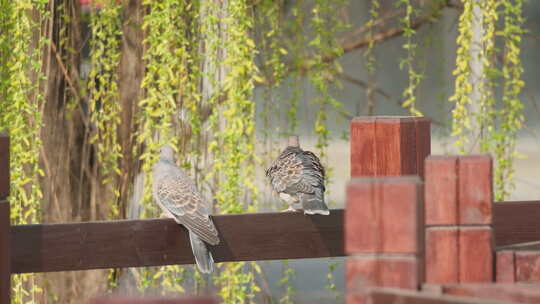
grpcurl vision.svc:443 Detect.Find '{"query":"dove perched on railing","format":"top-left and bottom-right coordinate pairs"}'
top-left (266, 135), bottom-right (330, 215)
top-left (152, 145), bottom-right (220, 273)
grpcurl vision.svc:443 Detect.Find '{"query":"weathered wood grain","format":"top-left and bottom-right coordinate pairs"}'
top-left (0, 135), bottom-right (9, 304)
top-left (494, 201), bottom-right (540, 246)
top-left (0, 134), bottom-right (8, 200)
top-left (0, 201), bottom-right (9, 304)
top-left (8, 200), bottom-right (540, 274)
top-left (12, 210), bottom-right (344, 273)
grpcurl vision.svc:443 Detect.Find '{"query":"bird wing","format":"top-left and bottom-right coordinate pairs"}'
top-left (156, 172), bottom-right (219, 245)
top-left (266, 147), bottom-right (325, 195)
top-left (297, 150), bottom-right (325, 192)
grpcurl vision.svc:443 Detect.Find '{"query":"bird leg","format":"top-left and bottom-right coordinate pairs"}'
top-left (281, 206), bottom-right (298, 212)
top-left (279, 192), bottom-right (300, 212)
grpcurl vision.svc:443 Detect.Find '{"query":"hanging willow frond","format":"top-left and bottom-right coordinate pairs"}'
top-left (496, 0), bottom-right (525, 200)
top-left (449, 0), bottom-right (474, 153)
top-left (0, 0), bottom-right (48, 302)
top-left (399, 0), bottom-right (423, 117)
top-left (87, 0), bottom-right (123, 216)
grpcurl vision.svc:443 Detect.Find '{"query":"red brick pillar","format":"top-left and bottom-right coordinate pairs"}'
top-left (350, 116), bottom-right (430, 179)
top-left (424, 155), bottom-right (493, 284)
top-left (345, 177), bottom-right (424, 304)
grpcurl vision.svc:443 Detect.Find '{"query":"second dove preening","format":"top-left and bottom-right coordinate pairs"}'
top-left (266, 135), bottom-right (330, 215)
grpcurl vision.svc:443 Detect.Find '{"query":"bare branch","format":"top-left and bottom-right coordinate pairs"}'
top-left (336, 73), bottom-right (396, 104)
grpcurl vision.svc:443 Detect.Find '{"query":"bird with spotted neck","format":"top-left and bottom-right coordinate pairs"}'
top-left (266, 135), bottom-right (330, 215)
top-left (152, 145), bottom-right (220, 273)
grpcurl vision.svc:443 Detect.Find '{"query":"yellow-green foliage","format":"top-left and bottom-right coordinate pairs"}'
top-left (450, 0), bottom-right (525, 200)
top-left (309, 0), bottom-right (346, 160)
top-left (307, 0), bottom-right (347, 198)
top-left (208, 1), bottom-right (260, 301)
top-left (210, 0), bottom-right (258, 215)
top-left (477, 0), bottom-right (499, 154)
top-left (277, 260), bottom-right (296, 304)
top-left (364, 0), bottom-right (379, 75)
top-left (136, 0), bottom-right (203, 293)
top-left (88, 0), bottom-right (123, 214)
top-left (496, 0), bottom-right (525, 200)
top-left (398, 0), bottom-right (423, 117)
top-left (0, 0), bottom-right (48, 302)
top-left (363, 0), bottom-right (379, 115)
top-left (286, 0), bottom-right (306, 135)
top-left (139, 0), bottom-right (186, 208)
top-left (450, 0), bottom-right (474, 153)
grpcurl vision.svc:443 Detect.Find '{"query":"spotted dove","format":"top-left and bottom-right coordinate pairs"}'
top-left (266, 135), bottom-right (330, 215)
top-left (152, 146), bottom-right (220, 273)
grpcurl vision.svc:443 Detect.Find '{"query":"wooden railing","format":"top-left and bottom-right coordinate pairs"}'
top-left (5, 202), bottom-right (540, 275)
top-left (1, 117), bottom-right (540, 304)
top-left (10, 210), bottom-right (344, 273)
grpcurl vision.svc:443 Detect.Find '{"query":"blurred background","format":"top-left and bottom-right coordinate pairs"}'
top-left (1, 0), bottom-right (539, 303)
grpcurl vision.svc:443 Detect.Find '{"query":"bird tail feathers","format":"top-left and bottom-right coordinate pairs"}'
top-left (189, 230), bottom-right (214, 273)
top-left (301, 191), bottom-right (330, 215)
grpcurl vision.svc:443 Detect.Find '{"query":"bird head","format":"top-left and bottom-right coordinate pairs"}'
top-left (159, 145), bottom-right (175, 162)
top-left (287, 135), bottom-right (299, 147)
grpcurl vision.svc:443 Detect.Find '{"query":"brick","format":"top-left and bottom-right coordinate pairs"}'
top-left (459, 227), bottom-right (493, 282)
top-left (381, 177), bottom-right (423, 253)
top-left (347, 255), bottom-right (421, 291)
top-left (458, 155), bottom-right (493, 225)
top-left (414, 118), bottom-right (431, 180)
top-left (370, 288), bottom-right (512, 304)
top-left (346, 179), bottom-right (380, 254)
top-left (379, 255), bottom-right (422, 289)
top-left (374, 118), bottom-right (416, 176)
top-left (0, 134), bottom-right (8, 200)
top-left (346, 256), bottom-right (379, 291)
top-left (496, 250), bottom-right (515, 283)
top-left (442, 283), bottom-right (540, 304)
top-left (346, 293), bottom-right (370, 304)
top-left (421, 284), bottom-right (444, 295)
top-left (351, 117), bottom-right (376, 177)
top-left (515, 251), bottom-right (540, 283)
top-left (426, 227), bottom-right (459, 284)
top-left (425, 156), bottom-right (458, 225)
top-left (346, 177), bottom-right (423, 254)
top-left (350, 117), bottom-right (430, 178)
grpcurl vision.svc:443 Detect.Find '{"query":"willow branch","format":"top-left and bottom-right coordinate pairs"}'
top-left (337, 73), bottom-right (395, 104)
top-left (50, 41), bottom-right (90, 128)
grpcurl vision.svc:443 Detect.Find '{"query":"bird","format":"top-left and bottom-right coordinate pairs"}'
top-left (265, 135), bottom-right (330, 215)
top-left (152, 145), bottom-right (220, 273)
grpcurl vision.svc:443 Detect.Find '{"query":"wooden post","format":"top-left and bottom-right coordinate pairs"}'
top-left (0, 134), bottom-right (9, 304)
top-left (0, 134), bottom-right (8, 199)
top-left (350, 116), bottom-right (431, 179)
top-left (346, 176), bottom-right (424, 304)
